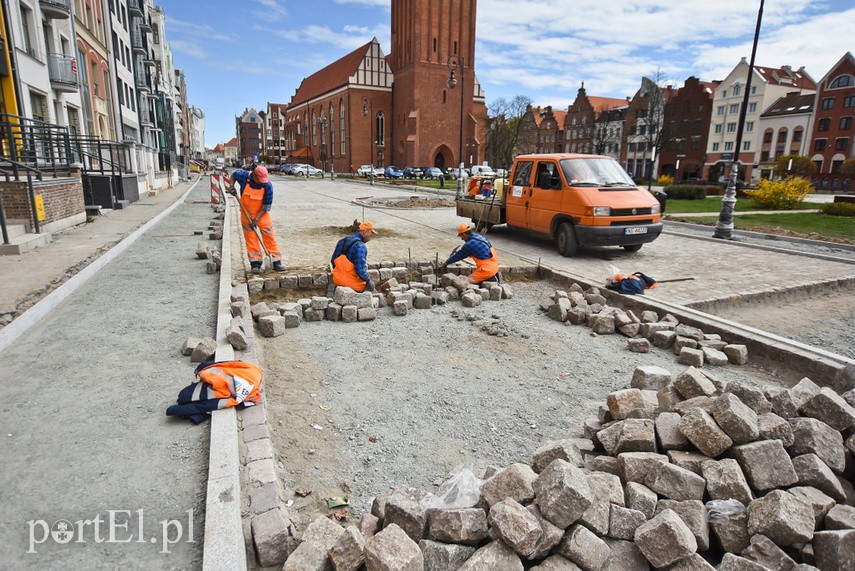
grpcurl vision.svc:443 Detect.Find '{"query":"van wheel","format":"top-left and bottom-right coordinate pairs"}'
top-left (622, 244), bottom-right (643, 252)
top-left (556, 222), bottom-right (578, 257)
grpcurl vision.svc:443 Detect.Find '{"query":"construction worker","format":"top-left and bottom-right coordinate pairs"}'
top-left (331, 221), bottom-right (378, 292)
top-left (229, 165), bottom-right (284, 272)
top-left (446, 223), bottom-right (499, 284)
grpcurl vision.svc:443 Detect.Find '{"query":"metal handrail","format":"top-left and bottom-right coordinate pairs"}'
top-left (0, 157), bottom-right (45, 238)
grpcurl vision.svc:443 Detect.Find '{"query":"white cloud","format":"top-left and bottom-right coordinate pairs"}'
top-left (252, 0), bottom-right (288, 21)
top-left (169, 40), bottom-right (208, 59)
top-left (165, 16), bottom-right (236, 42)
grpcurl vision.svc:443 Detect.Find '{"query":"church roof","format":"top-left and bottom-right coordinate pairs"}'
top-left (289, 39), bottom-right (376, 107)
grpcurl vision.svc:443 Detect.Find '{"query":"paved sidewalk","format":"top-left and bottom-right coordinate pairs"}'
top-left (0, 175), bottom-right (217, 569)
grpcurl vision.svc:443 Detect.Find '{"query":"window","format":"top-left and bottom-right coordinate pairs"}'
top-left (717, 106), bottom-right (724, 116)
top-left (312, 110), bottom-right (316, 145)
top-left (20, 3), bottom-right (36, 57)
top-left (743, 141), bottom-right (751, 151)
top-left (815, 139), bottom-right (827, 151)
top-left (845, 96), bottom-right (855, 108)
top-left (822, 98), bottom-right (834, 110)
top-left (729, 104), bottom-right (739, 114)
top-left (761, 151), bottom-right (769, 161)
top-left (732, 85), bottom-right (741, 96)
top-left (748, 102), bottom-right (757, 113)
top-left (818, 118), bottom-right (830, 131)
top-left (722, 89), bottom-right (727, 98)
top-left (745, 121), bottom-right (754, 132)
top-left (763, 131), bottom-right (773, 144)
top-left (329, 104), bottom-right (334, 155)
top-left (840, 117), bottom-right (852, 130)
top-left (712, 142), bottom-right (720, 151)
top-left (727, 123), bottom-right (736, 133)
top-left (340, 100), bottom-right (345, 154)
top-left (792, 129), bottom-right (802, 143)
top-left (777, 130), bottom-right (787, 143)
top-left (830, 75), bottom-right (855, 88)
top-left (724, 141), bottom-right (734, 151)
top-left (376, 112), bottom-right (385, 146)
top-left (836, 138), bottom-right (849, 151)
top-left (751, 86), bottom-right (757, 94)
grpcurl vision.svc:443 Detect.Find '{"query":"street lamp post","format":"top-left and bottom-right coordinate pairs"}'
top-left (361, 96), bottom-right (374, 186)
top-left (715, 0), bottom-right (765, 240)
top-left (447, 55), bottom-right (465, 199)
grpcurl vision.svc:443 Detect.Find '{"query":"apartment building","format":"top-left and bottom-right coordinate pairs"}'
top-left (236, 107), bottom-right (262, 164)
top-left (704, 59), bottom-right (815, 182)
top-left (755, 92), bottom-right (814, 180)
top-left (106, 0), bottom-right (139, 149)
top-left (808, 52), bottom-right (855, 192)
top-left (622, 76), bottom-right (670, 180)
top-left (74, 0), bottom-right (116, 139)
top-left (264, 102), bottom-right (287, 165)
top-left (659, 76), bottom-right (719, 181)
top-left (564, 84), bottom-right (627, 157)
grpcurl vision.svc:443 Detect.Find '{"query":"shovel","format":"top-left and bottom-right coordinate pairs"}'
top-left (231, 191), bottom-right (272, 272)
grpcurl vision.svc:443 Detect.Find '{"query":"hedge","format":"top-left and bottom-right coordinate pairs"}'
top-left (663, 185), bottom-right (706, 200)
top-left (820, 202), bottom-right (855, 216)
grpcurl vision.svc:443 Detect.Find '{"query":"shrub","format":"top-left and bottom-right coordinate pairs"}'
top-left (657, 175), bottom-right (674, 186)
top-left (745, 177), bottom-right (812, 209)
top-left (664, 185), bottom-right (706, 200)
top-left (820, 202), bottom-right (855, 216)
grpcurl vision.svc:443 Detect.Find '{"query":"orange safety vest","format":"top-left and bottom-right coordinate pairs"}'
top-left (197, 361), bottom-right (263, 409)
top-left (332, 253), bottom-right (367, 292)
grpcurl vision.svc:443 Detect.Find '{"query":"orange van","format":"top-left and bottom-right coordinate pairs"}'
top-left (456, 153), bottom-right (663, 256)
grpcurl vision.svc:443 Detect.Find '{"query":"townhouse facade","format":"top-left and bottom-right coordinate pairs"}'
top-left (755, 92), bottom-right (814, 180)
top-left (808, 52), bottom-right (855, 192)
top-left (659, 76), bottom-right (719, 181)
top-left (704, 59), bottom-right (815, 183)
top-left (621, 76), bottom-right (669, 180)
top-left (236, 107), bottom-right (262, 164)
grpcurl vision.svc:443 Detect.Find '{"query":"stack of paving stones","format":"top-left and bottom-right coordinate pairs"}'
top-left (541, 284), bottom-right (750, 369)
top-left (180, 336), bottom-right (216, 363)
top-left (209, 205), bottom-right (225, 240)
top-left (263, 368), bottom-right (855, 570)
top-left (244, 264), bottom-right (519, 337)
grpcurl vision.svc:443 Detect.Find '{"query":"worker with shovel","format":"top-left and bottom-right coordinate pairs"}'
top-left (331, 221), bottom-right (378, 292)
top-left (446, 223), bottom-right (499, 284)
top-left (229, 165), bottom-right (284, 272)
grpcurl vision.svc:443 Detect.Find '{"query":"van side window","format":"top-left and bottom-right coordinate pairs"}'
top-left (512, 161), bottom-right (533, 186)
top-left (536, 162), bottom-right (561, 190)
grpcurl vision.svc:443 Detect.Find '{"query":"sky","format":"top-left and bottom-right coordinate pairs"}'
top-left (153, 0), bottom-right (855, 148)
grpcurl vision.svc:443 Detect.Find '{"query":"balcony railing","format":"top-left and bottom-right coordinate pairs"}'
top-left (47, 52), bottom-right (78, 91)
top-left (131, 28), bottom-right (146, 53)
top-left (39, 0), bottom-right (71, 19)
top-left (128, 0), bottom-right (142, 16)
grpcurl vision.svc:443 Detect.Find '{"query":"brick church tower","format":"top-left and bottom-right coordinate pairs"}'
top-left (389, 0), bottom-right (487, 170)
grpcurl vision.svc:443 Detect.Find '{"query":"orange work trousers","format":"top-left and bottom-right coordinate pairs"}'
top-left (240, 187), bottom-right (281, 264)
top-left (470, 247), bottom-right (499, 283)
top-left (331, 254), bottom-right (368, 292)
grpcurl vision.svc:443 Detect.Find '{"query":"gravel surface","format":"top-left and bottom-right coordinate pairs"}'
top-left (258, 278), bottom-right (786, 528)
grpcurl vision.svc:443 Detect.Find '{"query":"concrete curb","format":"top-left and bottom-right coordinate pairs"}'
top-left (0, 177), bottom-right (202, 353)
top-left (539, 266), bottom-right (855, 392)
top-left (203, 196), bottom-right (247, 571)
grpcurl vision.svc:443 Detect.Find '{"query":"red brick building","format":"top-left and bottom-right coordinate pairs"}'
top-left (235, 108), bottom-right (263, 164)
top-left (564, 84), bottom-right (626, 155)
top-left (659, 76), bottom-right (719, 181)
top-left (808, 52), bottom-right (855, 192)
top-left (282, 0), bottom-right (487, 173)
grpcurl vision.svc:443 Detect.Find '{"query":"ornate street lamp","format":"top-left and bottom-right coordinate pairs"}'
top-left (714, 0), bottom-right (765, 240)
top-left (361, 96), bottom-right (374, 186)
top-left (447, 55), bottom-right (465, 199)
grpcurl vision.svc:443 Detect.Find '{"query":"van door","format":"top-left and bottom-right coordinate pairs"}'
top-left (505, 160), bottom-right (533, 228)
top-left (527, 160), bottom-right (565, 234)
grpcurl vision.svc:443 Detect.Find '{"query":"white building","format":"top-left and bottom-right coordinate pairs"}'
top-left (756, 92), bottom-right (815, 180)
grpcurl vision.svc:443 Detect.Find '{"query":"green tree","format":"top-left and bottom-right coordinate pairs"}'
top-left (773, 154), bottom-right (817, 178)
top-left (485, 95), bottom-right (532, 171)
top-left (840, 157), bottom-right (855, 180)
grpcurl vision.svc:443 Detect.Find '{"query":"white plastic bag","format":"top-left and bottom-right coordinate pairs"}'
top-left (423, 468), bottom-right (483, 509)
top-left (706, 499), bottom-right (745, 523)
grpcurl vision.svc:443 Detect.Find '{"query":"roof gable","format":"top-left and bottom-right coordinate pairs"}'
top-left (289, 38), bottom-right (382, 107)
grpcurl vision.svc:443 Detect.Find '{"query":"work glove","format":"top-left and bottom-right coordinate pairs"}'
top-left (250, 216), bottom-right (260, 231)
top-left (367, 280), bottom-right (376, 293)
top-left (227, 186), bottom-right (237, 196)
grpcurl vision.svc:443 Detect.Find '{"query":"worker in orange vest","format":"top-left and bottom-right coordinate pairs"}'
top-left (331, 221), bottom-right (378, 292)
top-left (446, 223), bottom-right (499, 284)
top-left (229, 165), bottom-right (283, 272)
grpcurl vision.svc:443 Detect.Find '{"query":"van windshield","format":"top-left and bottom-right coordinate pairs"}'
top-left (560, 158), bottom-right (636, 187)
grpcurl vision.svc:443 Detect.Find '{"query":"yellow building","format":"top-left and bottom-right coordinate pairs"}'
top-left (0, 0), bottom-right (19, 117)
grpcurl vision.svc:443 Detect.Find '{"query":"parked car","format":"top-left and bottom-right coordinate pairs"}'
top-left (494, 168), bottom-right (508, 179)
top-left (421, 167), bottom-right (444, 179)
top-left (357, 164), bottom-right (374, 177)
top-left (384, 166), bottom-right (404, 179)
top-left (292, 164), bottom-right (323, 177)
top-left (446, 167), bottom-right (469, 179)
top-left (470, 165), bottom-right (495, 177)
top-left (402, 166), bottom-right (423, 179)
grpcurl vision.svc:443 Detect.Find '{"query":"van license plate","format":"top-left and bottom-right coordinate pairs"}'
top-left (624, 227), bottom-right (647, 235)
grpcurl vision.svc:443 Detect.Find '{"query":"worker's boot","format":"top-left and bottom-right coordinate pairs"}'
top-left (250, 262), bottom-right (262, 274)
top-left (272, 261), bottom-right (284, 271)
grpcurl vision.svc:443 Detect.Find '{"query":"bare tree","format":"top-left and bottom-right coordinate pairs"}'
top-left (486, 95), bottom-right (532, 170)
top-left (592, 105), bottom-right (622, 157)
top-left (634, 69), bottom-right (671, 188)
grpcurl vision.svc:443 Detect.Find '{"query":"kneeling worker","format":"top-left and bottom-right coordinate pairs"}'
top-left (446, 223), bottom-right (499, 284)
top-left (331, 221), bottom-right (378, 292)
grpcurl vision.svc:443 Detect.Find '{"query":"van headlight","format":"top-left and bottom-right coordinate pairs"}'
top-left (651, 203), bottom-right (661, 214)
top-left (592, 206), bottom-right (611, 216)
